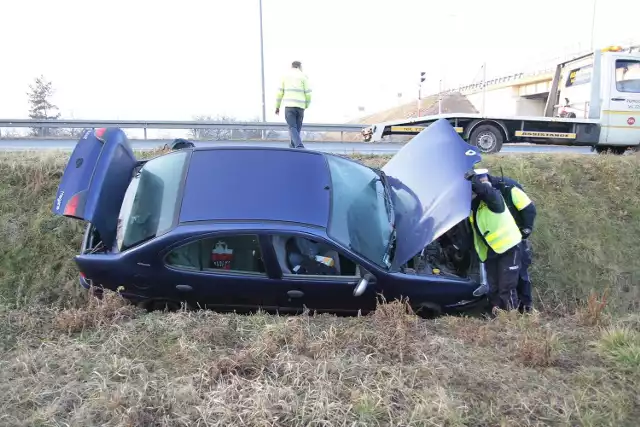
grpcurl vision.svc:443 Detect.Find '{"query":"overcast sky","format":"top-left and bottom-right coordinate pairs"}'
top-left (1, 0), bottom-right (638, 126)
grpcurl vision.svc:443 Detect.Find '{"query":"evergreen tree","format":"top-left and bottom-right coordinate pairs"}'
top-left (27, 75), bottom-right (60, 137)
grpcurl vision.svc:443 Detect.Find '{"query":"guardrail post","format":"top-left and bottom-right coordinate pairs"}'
top-left (341, 131), bottom-right (344, 142)
top-left (143, 127), bottom-right (147, 140)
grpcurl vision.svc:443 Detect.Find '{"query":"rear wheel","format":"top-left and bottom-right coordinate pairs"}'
top-left (469, 124), bottom-right (504, 154)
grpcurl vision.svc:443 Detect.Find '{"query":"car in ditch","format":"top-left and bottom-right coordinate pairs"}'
top-left (51, 119), bottom-right (488, 317)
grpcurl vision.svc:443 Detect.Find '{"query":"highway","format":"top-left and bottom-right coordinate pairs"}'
top-left (0, 139), bottom-right (594, 155)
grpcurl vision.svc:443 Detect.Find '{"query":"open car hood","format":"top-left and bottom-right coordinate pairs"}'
top-left (381, 119), bottom-right (482, 269)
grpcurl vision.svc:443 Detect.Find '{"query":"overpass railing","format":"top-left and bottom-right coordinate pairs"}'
top-left (440, 42), bottom-right (640, 96)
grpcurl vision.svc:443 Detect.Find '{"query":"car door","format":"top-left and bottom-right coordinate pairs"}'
top-left (602, 54), bottom-right (640, 145)
top-left (265, 232), bottom-right (378, 314)
top-left (160, 232), bottom-right (274, 311)
top-left (51, 127), bottom-right (138, 248)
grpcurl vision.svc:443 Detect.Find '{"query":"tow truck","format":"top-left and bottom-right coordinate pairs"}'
top-left (361, 45), bottom-right (640, 154)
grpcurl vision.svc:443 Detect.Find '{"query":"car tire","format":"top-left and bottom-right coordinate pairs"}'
top-left (413, 302), bottom-right (442, 319)
top-left (469, 124), bottom-right (504, 154)
top-left (139, 299), bottom-right (182, 312)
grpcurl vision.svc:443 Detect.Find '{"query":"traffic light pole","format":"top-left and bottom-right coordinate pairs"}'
top-left (417, 71), bottom-right (426, 118)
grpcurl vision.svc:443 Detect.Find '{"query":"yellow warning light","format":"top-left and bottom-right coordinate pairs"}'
top-left (601, 45), bottom-right (623, 52)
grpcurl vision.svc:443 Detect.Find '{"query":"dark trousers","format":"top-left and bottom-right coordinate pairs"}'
top-left (485, 245), bottom-right (521, 311)
top-left (285, 107), bottom-right (305, 148)
top-left (517, 239), bottom-right (533, 308)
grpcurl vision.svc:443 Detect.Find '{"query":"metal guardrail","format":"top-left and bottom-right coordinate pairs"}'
top-left (0, 119), bottom-right (365, 132)
top-left (0, 119), bottom-right (368, 140)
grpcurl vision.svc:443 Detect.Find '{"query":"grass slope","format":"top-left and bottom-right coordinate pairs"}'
top-left (0, 150), bottom-right (639, 426)
top-left (4, 151), bottom-right (638, 313)
top-left (1, 294), bottom-right (638, 426)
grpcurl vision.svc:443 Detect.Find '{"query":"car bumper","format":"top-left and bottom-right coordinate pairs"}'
top-left (78, 275), bottom-right (146, 303)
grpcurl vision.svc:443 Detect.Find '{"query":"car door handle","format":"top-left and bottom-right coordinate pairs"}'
top-left (611, 97), bottom-right (626, 101)
top-left (287, 290), bottom-right (304, 298)
top-left (176, 284), bottom-right (193, 292)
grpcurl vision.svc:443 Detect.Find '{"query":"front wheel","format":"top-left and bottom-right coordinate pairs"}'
top-left (469, 124), bottom-right (504, 154)
top-left (138, 298), bottom-right (184, 312)
top-left (412, 302), bottom-right (443, 319)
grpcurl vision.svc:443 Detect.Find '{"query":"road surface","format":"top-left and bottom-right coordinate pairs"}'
top-left (0, 139), bottom-right (594, 155)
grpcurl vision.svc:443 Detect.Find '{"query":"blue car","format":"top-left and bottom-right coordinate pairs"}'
top-left (52, 119), bottom-right (487, 317)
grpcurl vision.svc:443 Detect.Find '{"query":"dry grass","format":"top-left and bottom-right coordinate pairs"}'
top-left (0, 292), bottom-right (638, 426)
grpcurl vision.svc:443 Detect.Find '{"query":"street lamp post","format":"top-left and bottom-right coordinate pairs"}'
top-left (589, 0), bottom-right (597, 51)
top-left (259, 0), bottom-right (267, 127)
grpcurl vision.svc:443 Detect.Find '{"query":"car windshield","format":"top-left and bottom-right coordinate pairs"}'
top-left (326, 155), bottom-right (394, 269)
top-left (116, 150), bottom-right (189, 251)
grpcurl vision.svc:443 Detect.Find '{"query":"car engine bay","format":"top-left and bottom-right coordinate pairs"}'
top-left (400, 221), bottom-right (475, 279)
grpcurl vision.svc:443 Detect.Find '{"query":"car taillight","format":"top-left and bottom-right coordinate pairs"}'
top-left (63, 193), bottom-right (80, 216)
top-left (95, 128), bottom-right (107, 142)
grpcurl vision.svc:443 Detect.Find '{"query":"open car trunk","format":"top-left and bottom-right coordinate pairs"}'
top-left (52, 128), bottom-right (138, 249)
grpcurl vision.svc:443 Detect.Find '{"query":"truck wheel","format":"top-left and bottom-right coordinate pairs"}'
top-left (469, 124), bottom-right (504, 154)
top-left (595, 146), bottom-right (627, 155)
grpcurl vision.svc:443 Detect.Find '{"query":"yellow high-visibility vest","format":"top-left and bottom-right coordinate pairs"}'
top-left (275, 69), bottom-right (312, 109)
top-left (469, 200), bottom-right (522, 262)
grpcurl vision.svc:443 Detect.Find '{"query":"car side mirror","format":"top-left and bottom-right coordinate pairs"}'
top-left (353, 273), bottom-right (374, 297)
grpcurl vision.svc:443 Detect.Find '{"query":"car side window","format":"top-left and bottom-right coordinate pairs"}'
top-left (270, 234), bottom-right (362, 278)
top-left (165, 234), bottom-right (266, 275)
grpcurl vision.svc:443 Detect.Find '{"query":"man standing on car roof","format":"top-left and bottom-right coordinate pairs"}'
top-left (467, 168), bottom-right (523, 314)
top-left (275, 61), bottom-right (312, 149)
top-left (488, 173), bottom-right (537, 314)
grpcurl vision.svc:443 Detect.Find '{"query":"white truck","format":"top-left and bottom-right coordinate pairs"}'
top-left (361, 45), bottom-right (640, 154)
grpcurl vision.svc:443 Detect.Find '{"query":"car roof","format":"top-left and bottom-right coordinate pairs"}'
top-left (178, 146), bottom-right (332, 228)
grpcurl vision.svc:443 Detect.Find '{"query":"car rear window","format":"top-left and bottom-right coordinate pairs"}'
top-left (116, 151), bottom-right (189, 251)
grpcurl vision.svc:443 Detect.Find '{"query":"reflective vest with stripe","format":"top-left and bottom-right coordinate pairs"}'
top-left (500, 184), bottom-right (532, 227)
top-left (469, 200), bottom-right (522, 262)
top-left (275, 69), bottom-right (312, 110)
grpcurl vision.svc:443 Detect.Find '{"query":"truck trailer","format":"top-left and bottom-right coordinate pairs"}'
top-left (361, 45), bottom-right (640, 154)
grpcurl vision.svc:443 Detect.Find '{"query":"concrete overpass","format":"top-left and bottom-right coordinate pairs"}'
top-left (434, 48), bottom-right (603, 117)
top-left (456, 70), bottom-right (554, 117)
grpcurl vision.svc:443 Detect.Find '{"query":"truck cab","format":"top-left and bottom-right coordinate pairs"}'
top-left (552, 46), bottom-right (640, 149)
top-left (597, 48), bottom-right (640, 148)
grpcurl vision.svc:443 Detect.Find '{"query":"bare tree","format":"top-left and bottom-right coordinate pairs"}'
top-left (57, 128), bottom-right (86, 139)
top-left (301, 131), bottom-right (320, 141)
top-left (232, 116), bottom-right (278, 140)
top-left (27, 75), bottom-right (61, 137)
top-left (189, 114), bottom-right (236, 140)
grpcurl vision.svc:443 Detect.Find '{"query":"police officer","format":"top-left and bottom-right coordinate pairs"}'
top-left (489, 173), bottom-right (537, 313)
top-left (467, 169), bottom-right (523, 314)
top-left (275, 61), bottom-right (312, 149)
